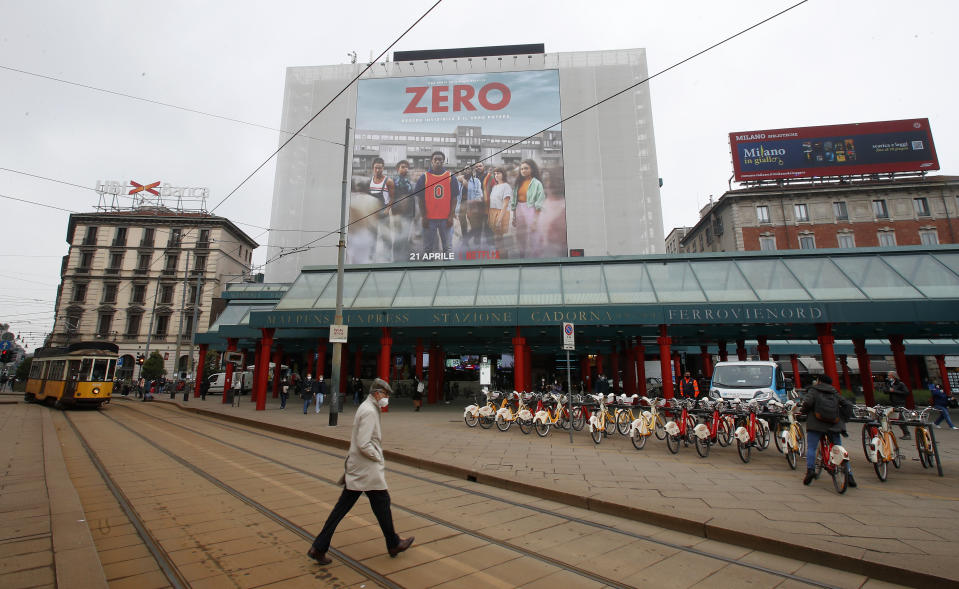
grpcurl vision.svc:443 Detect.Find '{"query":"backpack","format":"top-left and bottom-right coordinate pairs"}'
top-left (814, 392), bottom-right (841, 424)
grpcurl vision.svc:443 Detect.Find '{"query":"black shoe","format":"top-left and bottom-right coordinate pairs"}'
top-left (900, 433), bottom-right (911, 440)
top-left (803, 469), bottom-right (815, 486)
top-left (388, 536), bottom-right (414, 557)
top-left (847, 473), bottom-right (857, 488)
top-left (307, 547), bottom-right (332, 565)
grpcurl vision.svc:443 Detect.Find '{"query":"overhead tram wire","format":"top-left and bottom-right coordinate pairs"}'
top-left (208, 0), bottom-right (445, 215)
top-left (266, 0), bottom-right (811, 265)
top-left (0, 65), bottom-right (344, 148)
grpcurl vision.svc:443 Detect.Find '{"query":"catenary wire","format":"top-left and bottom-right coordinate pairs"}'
top-left (266, 0), bottom-right (810, 265)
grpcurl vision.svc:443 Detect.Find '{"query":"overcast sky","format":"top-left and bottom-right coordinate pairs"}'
top-left (1, 0), bottom-right (955, 349)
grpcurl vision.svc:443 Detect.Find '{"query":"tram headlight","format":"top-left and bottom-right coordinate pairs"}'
top-left (92, 387), bottom-right (100, 395)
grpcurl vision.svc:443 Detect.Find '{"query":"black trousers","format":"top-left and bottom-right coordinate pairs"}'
top-left (311, 488), bottom-right (399, 554)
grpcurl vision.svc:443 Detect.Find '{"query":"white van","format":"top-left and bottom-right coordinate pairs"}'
top-left (708, 361), bottom-right (792, 403)
top-left (207, 370), bottom-right (253, 394)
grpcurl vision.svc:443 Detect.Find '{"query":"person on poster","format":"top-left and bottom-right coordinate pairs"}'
top-left (368, 157), bottom-right (394, 262)
top-left (462, 164), bottom-right (487, 249)
top-left (487, 168), bottom-right (512, 255)
top-left (476, 161), bottom-right (494, 246)
top-left (415, 151), bottom-right (459, 255)
top-left (391, 160), bottom-right (416, 260)
top-left (511, 159), bottom-right (546, 258)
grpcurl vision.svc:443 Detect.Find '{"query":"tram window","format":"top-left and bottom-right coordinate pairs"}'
top-left (30, 360), bottom-right (45, 379)
top-left (92, 359), bottom-right (108, 381)
top-left (106, 359), bottom-right (117, 380)
top-left (49, 360), bottom-right (66, 381)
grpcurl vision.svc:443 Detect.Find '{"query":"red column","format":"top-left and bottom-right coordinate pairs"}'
top-left (658, 325), bottom-right (674, 399)
top-left (635, 344), bottom-right (647, 396)
top-left (853, 338), bottom-right (875, 406)
top-left (378, 328), bottom-right (391, 380)
top-left (595, 354), bottom-right (605, 380)
top-left (415, 339), bottom-right (424, 381)
top-left (316, 338), bottom-right (329, 380)
top-left (194, 344), bottom-right (207, 398)
top-left (718, 340), bottom-right (728, 362)
top-left (757, 336), bottom-right (770, 361)
top-left (700, 345), bottom-right (713, 378)
top-left (816, 323), bottom-right (839, 389)
top-left (839, 355), bottom-right (851, 394)
top-left (255, 328), bottom-right (274, 411)
top-left (272, 347), bottom-right (282, 398)
top-left (936, 355), bottom-right (952, 395)
top-left (909, 356), bottom-right (922, 397)
top-left (512, 328), bottom-right (526, 393)
top-left (736, 339), bottom-right (747, 361)
top-left (251, 341), bottom-right (262, 401)
top-left (790, 354), bottom-right (802, 391)
top-left (889, 335), bottom-right (915, 408)
top-left (223, 338), bottom-right (237, 404)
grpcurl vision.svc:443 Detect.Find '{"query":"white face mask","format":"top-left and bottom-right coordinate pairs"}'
top-left (377, 396), bottom-right (390, 408)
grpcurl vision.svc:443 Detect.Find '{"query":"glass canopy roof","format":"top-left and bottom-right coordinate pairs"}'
top-left (273, 249), bottom-right (959, 311)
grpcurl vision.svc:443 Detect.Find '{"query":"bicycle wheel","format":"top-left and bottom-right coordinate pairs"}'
top-left (518, 418), bottom-right (533, 435)
top-left (666, 432), bottom-right (680, 454)
top-left (874, 457), bottom-right (888, 481)
top-left (695, 432), bottom-right (710, 458)
top-left (631, 431), bottom-right (648, 450)
top-left (795, 424), bottom-right (806, 458)
top-left (814, 443), bottom-right (824, 478)
top-left (737, 438), bottom-right (751, 463)
top-left (832, 462), bottom-right (848, 494)
top-left (756, 421), bottom-right (770, 451)
top-left (717, 417), bottom-right (732, 447)
top-left (774, 423), bottom-right (787, 454)
top-left (616, 410), bottom-right (632, 435)
top-left (786, 446), bottom-right (798, 470)
top-left (654, 414), bottom-right (666, 440)
top-left (478, 414), bottom-right (493, 429)
top-left (465, 412), bottom-right (478, 427)
top-left (861, 423), bottom-right (878, 463)
top-left (916, 427), bottom-right (932, 468)
top-left (496, 415), bottom-right (511, 432)
top-left (535, 420), bottom-right (551, 437)
top-left (558, 408), bottom-right (570, 430)
top-left (571, 407), bottom-right (585, 431)
top-left (591, 423), bottom-right (603, 444)
top-left (684, 415), bottom-right (696, 447)
top-left (890, 433), bottom-right (901, 468)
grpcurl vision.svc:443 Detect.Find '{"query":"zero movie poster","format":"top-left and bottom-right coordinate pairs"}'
top-left (347, 70), bottom-right (567, 264)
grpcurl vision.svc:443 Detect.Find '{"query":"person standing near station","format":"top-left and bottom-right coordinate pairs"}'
top-left (307, 378), bottom-right (414, 565)
top-left (200, 377), bottom-right (210, 401)
top-left (678, 372), bottom-right (700, 399)
top-left (314, 375), bottom-right (327, 414)
top-left (412, 376), bottom-right (424, 411)
top-left (883, 371), bottom-right (912, 439)
top-left (301, 374), bottom-right (314, 414)
top-left (279, 375), bottom-right (290, 410)
top-left (801, 374), bottom-right (856, 488)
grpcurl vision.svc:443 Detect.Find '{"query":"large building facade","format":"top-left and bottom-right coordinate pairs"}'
top-left (49, 208), bottom-right (258, 379)
top-left (266, 46), bottom-right (664, 281)
top-left (680, 175), bottom-right (959, 254)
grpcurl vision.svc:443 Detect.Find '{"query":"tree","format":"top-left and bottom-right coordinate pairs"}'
top-left (15, 357), bottom-right (31, 382)
top-left (141, 351), bottom-right (167, 380)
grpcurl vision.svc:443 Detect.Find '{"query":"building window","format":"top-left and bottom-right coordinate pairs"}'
top-left (878, 231), bottom-right (897, 247)
top-left (65, 315), bottom-right (81, 335)
top-left (125, 313), bottom-right (142, 336)
top-left (914, 197), bottom-right (931, 217)
top-left (79, 251), bottom-right (94, 269)
top-left (102, 283), bottom-right (118, 304)
top-left (833, 201), bottom-right (848, 221)
top-left (919, 229), bottom-right (939, 245)
top-left (155, 314), bottom-right (170, 336)
top-left (141, 227), bottom-right (155, 247)
top-left (184, 314), bottom-right (195, 336)
top-left (188, 283), bottom-right (203, 303)
top-left (837, 233), bottom-right (855, 248)
top-left (72, 283), bottom-right (88, 303)
top-left (83, 226), bottom-right (98, 246)
top-left (758, 236), bottom-right (776, 251)
top-left (113, 227), bottom-right (127, 247)
top-left (799, 234), bottom-right (816, 249)
top-left (165, 254), bottom-right (178, 272)
top-left (872, 199), bottom-right (889, 219)
top-left (194, 255), bottom-right (207, 272)
top-left (109, 252), bottom-right (124, 270)
top-left (96, 313), bottom-right (113, 337)
top-left (756, 206), bottom-right (770, 223)
top-left (160, 284), bottom-right (174, 305)
top-left (168, 228), bottom-right (182, 247)
top-left (198, 229), bottom-right (210, 247)
top-left (131, 284), bottom-right (146, 304)
top-left (794, 204), bottom-right (810, 222)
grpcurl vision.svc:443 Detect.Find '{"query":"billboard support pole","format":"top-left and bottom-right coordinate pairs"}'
top-left (330, 118), bottom-right (351, 426)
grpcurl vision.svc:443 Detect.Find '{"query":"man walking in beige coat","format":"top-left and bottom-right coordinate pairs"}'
top-left (307, 378), bottom-right (414, 565)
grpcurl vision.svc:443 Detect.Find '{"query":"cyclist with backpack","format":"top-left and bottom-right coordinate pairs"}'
top-left (801, 374), bottom-right (856, 488)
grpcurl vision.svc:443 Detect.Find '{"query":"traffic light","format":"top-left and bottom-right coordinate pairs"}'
top-left (0, 350), bottom-right (9, 363)
top-left (136, 353), bottom-right (145, 365)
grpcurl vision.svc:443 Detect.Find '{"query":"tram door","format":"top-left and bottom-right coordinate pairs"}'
top-left (64, 360), bottom-right (84, 399)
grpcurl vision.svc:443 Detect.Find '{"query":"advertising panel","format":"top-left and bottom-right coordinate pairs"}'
top-left (347, 70), bottom-right (566, 264)
top-left (729, 119), bottom-right (939, 181)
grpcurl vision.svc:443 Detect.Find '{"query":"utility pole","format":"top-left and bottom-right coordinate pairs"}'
top-left (187, 267), bottom-right (204, 387)
top-left (139, 279), bottom-right (162, 381)
top-left (173, 250), bottom-right (191, 382)
top-left (330, 118), bottom-right (351, 427)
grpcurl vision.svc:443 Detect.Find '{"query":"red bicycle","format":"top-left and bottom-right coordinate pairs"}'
top-left (733, 400), bottom-right (770, 463)
top-left (693, 399), bottom-right (733, 458)
top-left (664, 398), bottom-right (697, 454)
top-left (814, 431), bottom-right (850, 494)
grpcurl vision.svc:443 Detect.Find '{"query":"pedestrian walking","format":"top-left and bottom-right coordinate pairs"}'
top-left (883, 371), bottom-right (912, 439)
top-left (301, 374), bottom-right (314, 414)
top-left (929, 378), bottom-right (958, 429)
top-left (307, 378), bottom-right (413, 565)
top-left (200, 378), bottom-right (209, 401)
top-left (801, 374), bottom-right (856, 488)
top-left (280, 377), bottom-right (289, 410)
top-left (412, 376), bottom-right (424, 411)
top-left (315, 375), bottom-right (327, 413)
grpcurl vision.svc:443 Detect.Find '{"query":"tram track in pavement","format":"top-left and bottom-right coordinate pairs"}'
top-left (111, 401), bottom-right (846, 589)
top-left (61, 409), bottom-right (398, 589)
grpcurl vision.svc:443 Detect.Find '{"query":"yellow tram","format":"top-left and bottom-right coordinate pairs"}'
top-left (25, 342), bottom-right (118, 409)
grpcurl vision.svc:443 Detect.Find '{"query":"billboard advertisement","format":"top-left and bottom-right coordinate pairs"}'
top-left (346, 70), bottom-right (567, 264)
top-left (729, 118), bottom-right (939, 181)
